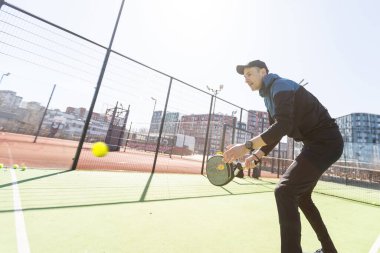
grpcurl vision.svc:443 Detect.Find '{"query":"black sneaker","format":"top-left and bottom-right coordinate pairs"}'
top-left (314, 249), bottom-right (323, 253)
top-left (235, 169), bottom-right (244, 178)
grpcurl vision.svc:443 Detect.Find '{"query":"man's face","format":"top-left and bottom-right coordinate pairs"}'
top-left (243, 67), bottom-right (265, 91)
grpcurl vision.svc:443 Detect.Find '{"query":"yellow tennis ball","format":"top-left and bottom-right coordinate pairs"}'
top-left (21, 164), bottom-right (27, 171)
top-left (92, 142), bottom-right (109, 157)
top-left (13, 164), bottom-right (19, 169)
top-left (0, 163), bottom-right (3, 169)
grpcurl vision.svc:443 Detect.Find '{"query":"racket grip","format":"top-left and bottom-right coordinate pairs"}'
top-left (233, 160), bottom-right (259, 175)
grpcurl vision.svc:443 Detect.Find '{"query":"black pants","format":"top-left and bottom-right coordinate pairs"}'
top-left (275, 127), bottom-right (343, 253)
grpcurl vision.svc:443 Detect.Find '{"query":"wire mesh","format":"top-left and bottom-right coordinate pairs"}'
top-left (0, 2), bottom-right (379, 206)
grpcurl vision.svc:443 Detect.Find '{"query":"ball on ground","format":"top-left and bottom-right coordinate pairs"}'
top-left (21, 164), bottom-right (27, 171)
top-left (13, 164), bottom-right (19, 169)
top-left (92, 142), bottom-right (109, 157)
top-left (0, 163), bottom-right (3, 169)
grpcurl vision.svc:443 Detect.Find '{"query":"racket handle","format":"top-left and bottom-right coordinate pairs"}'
top-left (233, 160), bottom-right (259, 176)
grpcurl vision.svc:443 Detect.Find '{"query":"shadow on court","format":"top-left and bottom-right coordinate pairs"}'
top-left (0, 169), bottom-right (274, 213)
top-left (1, 169), bottom-right (379, 253)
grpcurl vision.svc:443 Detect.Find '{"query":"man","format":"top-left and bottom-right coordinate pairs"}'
top-left (223, 60), bottom-right (343, 253)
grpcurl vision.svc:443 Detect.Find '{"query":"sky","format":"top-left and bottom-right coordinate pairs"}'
top-left (1, 0), bottom-right (380, 123)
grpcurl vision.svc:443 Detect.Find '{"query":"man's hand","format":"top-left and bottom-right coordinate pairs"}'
top-left (245, 155), bottom-right (259, 169)
top-left (223, 144), bottom-right (248, 163)
top-left (245, 150), bottom-right (265, 169)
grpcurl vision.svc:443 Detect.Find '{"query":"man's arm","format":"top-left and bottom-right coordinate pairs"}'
top-left (260, 84), bottom-right (296, 148)
top-left (224, 81), bottom-right (296, 163)
top-left (258, 112), bottom-right (279, 156)
top-left (246, 112), bottom-right (280, 160)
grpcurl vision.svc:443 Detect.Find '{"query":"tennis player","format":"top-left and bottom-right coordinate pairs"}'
top-left (223, 60), bottom-right (343, 253)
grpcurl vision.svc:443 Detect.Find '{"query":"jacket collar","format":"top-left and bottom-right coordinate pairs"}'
top-left (259, 73), bottom-right (279, 97)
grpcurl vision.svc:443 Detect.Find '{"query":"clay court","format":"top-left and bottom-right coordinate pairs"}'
top-left (0, 132), bottom-right (203, 174)
top-left (0, 132), bottom-right (280, 180)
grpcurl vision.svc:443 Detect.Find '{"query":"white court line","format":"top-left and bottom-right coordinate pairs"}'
top-left (369, 235), bottom-right (380, 253)
top-left (6, 143), bottom-right (31, 253)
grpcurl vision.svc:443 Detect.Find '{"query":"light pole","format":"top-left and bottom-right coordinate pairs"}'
top-left (206, 84), bottom-right (223, 156)
top-left (207, 84), bottom-right (223, 116)
top-left (124, 121), bottom-right (133, 152)
top-left (34, 84), bottom-right (56, 143)
top-left (0, 72), bottom-right (10, 85)
top-left (145, 97), bottom-right (157, 151)
top-left (231, 110), bottom-right (237, 144)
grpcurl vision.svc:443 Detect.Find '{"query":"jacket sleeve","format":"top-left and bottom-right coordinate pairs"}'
top-left (259, 112), bottom-right (279, 155)
top-left (260, 85), bottom-right (296, 150)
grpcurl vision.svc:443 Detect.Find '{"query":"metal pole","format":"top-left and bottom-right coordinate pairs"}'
top-left (206, 85), bottom-right (223, 157)
top-left (220, 124), bottom-right (227, 151)
top-left (169, 120), bottom-right (181, 158)
top-left (201, 95), bottom-right (214, 174)
top-left (207, 95), bottom-right (217, 157)
top-left (231, 116), bottom-right (237, 144)
top-left (124, 121), bottom-right (132, 152)
top-left (105, 101), bottom-right (119, 150)
top-left (0, 72), bottom-right (10, 85)
top-left (33, 84), bottom-right (56, 143)
top-left (71, 0), bottom-right (126, 170)
top-left (145, 97), bottom-right (157, 151)
top-left (117, 104), bottom-right (130, 150)
top-left (169, 135), bottom-right (176, 158)
top-left (181, 134), bottom-right (186, 158)
top-left (238, 108), bottom-right (243, 143)
top-left (152, 78), bottom-right (173, 173)
top-left (248, 132), bottom-right (254, 177)
top-left (258, 116), bottom-right (265, 177)
top-left (343, 147), bottom-right (348, 185)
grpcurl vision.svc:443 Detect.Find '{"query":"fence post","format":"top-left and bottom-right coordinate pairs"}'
top-left (124, 121), bottom-right (132, 152)
top-left (71, 0), bottom-right (126, 170)
top-left (231, 117), bottom-right (237, 144)
top-left (201, 95), bottom-right (214, 174)
top-left (220, 124), bottom-right (227, 151)
top-left (105, 101), bottom-right (119, 149)
top-left (152, 77), bottom-right (173, 173)
top-left (117, 104), bottom-right (130, 149)
top-left (237, 108), bottom-right (243, 143)
top-left (33, 84), bottom-right (56, 143)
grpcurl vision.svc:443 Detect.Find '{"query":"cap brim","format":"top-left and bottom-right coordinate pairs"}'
top-left (236, 65), bottom-right (246, 75)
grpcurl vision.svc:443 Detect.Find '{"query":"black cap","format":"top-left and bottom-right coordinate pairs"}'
top-left (236, 60), bottom-right (269, 75)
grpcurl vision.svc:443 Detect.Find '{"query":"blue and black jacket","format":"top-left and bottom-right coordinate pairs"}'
top-left (259, 73), bottom-right (336, 155)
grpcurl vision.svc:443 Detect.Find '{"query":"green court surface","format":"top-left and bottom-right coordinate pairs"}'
top-left (1, 169), bottom-right (379, 253)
